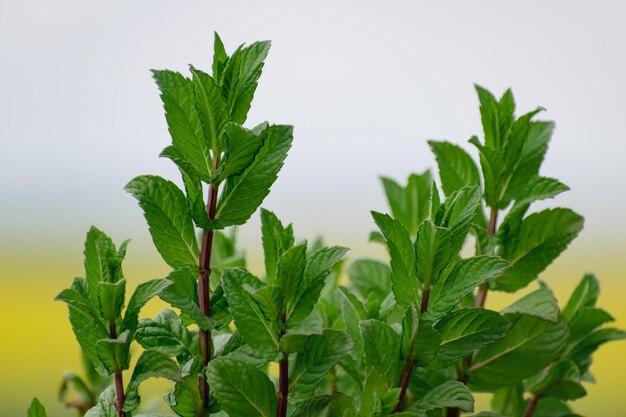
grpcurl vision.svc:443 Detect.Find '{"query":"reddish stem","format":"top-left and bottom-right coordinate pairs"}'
top-left (109, 321), bottom-right (126, 417)
top-left (523, 395), bottom-right (540, 417)
top-left (277, 312), bottom-right (288, 417)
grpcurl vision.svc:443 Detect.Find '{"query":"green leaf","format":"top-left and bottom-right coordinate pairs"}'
top-left (361, 319), bottom-right (401, 387)
top-left (215, 124), bottom-right (293, 226)
top-left (428, 140), bottom-right (481, 196)
top-left (280, 310), bottom-right (324, 354)
top-left (158, 267), bottom-right (212, 330)
top-left (291, 393), bottom-right (357, 417)
top-left (401, 306), bottom-right (440, 367)
top-left (122, 279), bottom-right (173, 333)
top-left (152, 70), bottom-right (210, 179)
top-left (27, 398), bottom-right (47, 417)
top-left (84, 387), bottom-right (117, 417)
top-left (290, 329), bottom-right (354, 401)
top-left (566, 327), bottom-right (626, 365)
top-left (125, 175), bottom-right (199, 268)
top-left (260, 208), bottom-right (294, 282)
top-left (288, 246), bottom-right (349, 325)
top-left (222, 268), bottom-right (280, 360)
top-left (562, 273), bottom-right (600, 320)
top-left (275, 245), bottom-right (307, 311)
top-left (217, 123), bottom-right (265, 183)
top-left (347, 258), bottom-right (391, 300)
top-left (124, 350), bottom-right (180, 412)
top-left (415, 220), bottom-right (452, 286)
top-left (206, 357), bottom-right (277, 417)
top-left (96, 330), bottom-right (131, 373)
top-left (427, 256), bottom-right (510, 319)
top-left (568, 307), bottom-right (614, 345)
top-left (84, 227), bottom-right (117, 296)
top-left (435, 186), bottom-right (481, 255)
top-left (135, 310), bottom-right (198, 359)
top-left (371, 211), bottom-right (417, 306)
top-left (380, 171), bottom-right (433, 236)
top-left (432, 308), bottom-right (509, 368)
top-left (56, 278), bottom-right (110, 375)
top-left (97, 279), bottom-right (126, 321)
top-left (164, 358), bottom-right (203, 417)
top-left (501, 287), bottom-right (560, 323)
top-left (475, 85), bottom-right (513, 150)
top-left (470, 315), bottom-right (568, 389)
top-left (409, 380), bottom-right (474, 413)
top-left (359, 368), bottom-right (401, 416)
top-left (495, 208), bottom-right (584, 292)
top-left (190, 67), bottom-right (228, 153)
top-left (224, 41), bottom-right (272, 124)
top-left (212, 32), bottom-right (228, 83)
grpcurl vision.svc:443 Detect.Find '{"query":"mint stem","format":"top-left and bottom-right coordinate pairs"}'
top-left (108, 320), bottom-right (126, 417)
top-left (523, 395), bottom-right (540, 417)
top-left (198, 156), bottom-right (221, 411)
top-left (393, 284), bottom-right (431, 413)
top-left (277, 311), bottom-right (288, 417)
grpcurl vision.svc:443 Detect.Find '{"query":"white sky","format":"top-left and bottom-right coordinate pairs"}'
top-left (2, 0), bottom-right (626, 260)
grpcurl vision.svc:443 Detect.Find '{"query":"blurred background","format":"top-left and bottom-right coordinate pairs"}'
top-left (1, 0), bottom-right (625, 415)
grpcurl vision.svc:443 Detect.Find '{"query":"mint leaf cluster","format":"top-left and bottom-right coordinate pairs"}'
top-left (28, 37), bottom-right (624, 417)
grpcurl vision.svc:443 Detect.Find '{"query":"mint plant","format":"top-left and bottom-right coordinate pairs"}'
top-left (27, 34), bottom-right (624, 417)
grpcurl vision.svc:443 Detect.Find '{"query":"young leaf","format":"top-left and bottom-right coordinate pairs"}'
top-left (371, 211), bottom-right (418, 306)
top-left (125, 175), bottom-right (199, 268)
top-left (347, 258), bottom-right (392, 300)
top-left (415, 220), bottom-right (452, 286)
top-left (435, 186), bottom-right (481, 255)
top-left (158, 266), bottom-right (212, 330)
top-left (275, 245), bottom-right (307, 311)
top-left (124, 350), bottom-right (180, 412)
top-left (431, 308), bottom-right (509, 368)
top-left (122, 278), bottom-right (173, 333)
top-left (260, 208), bottom-right (295, 282)
top-left (495, 208), bottom-right (584, 292)
top-left (361, 320), bottom-right (401, 387)
top-left (426, 256), bottom-right (510, 319)
top-left (287, 246), bottom-right (349, 325)
top-left (135, 309), bottom-right (198, 359)
top-left (190, 67), bottom-right (228, 153)
top-left (470, 315), bottom-right (568, 389)
top-left (97, 279), bottom-right (126, 321)
top-left (217, 123), bottom-right (264, 182)
top-left (562, 273), bottom-right (600, 320)
top-left (84, 387), bottom-right (118, 417)
top-left (222, 268), bottom-right (280, 360)
top-left (215, 124), bottom-right (293, 226)
top-left (408, 380), bottom-right (474, 413)
top-left (27, 398), bottom-right (47, 417)
top-left (428, 140), bottom-right (481, 196)
top-left (289, 330), bottom-right (354, 401)
top-left (152, 69), bottom-right (211, 179)
top-left (206, 357), bottom-right (277, 417)
top-left (501, 287), bottom-right (560, 323)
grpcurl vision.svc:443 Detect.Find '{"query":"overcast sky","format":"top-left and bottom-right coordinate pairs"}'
top-left (2, 0), bottom-right (625, 260)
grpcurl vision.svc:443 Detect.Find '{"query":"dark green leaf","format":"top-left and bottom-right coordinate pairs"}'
top-left (124, 350), bottom-right (180, 412)
top-left (415, 220), bottom-right (452, 286)
top-left (428, 140), bottom-right (481, 196)
top-left (347, 258), bottom-right (391, 300)
top-left (190, 67), bottom-right (228, 153)
top-left (135, 309), bottom-right (198, 359)
top-left (97, 279), bottom-right (126, 321)
top-left (122, 278), bottom-right (173, 333)
top-left (501, 287), bottom-right (560, 323)
top-left (562, 273), bottom-right (600, 320)
top-left (361, 319), bottom-right (401, 387)
top-left (409, 380), bottom-right (474, 413)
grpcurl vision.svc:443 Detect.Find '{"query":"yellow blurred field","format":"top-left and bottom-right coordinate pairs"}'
top-left (1, 240), bottom-right (624, 416)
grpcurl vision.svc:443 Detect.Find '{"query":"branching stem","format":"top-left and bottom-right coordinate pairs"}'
top-left (109, 320), bottom-right (126, 417)
top-left (198, 154), bottom-right (221, 411)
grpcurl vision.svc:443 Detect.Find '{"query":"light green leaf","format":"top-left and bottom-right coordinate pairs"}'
top-left (135, 310), bottom-right (198, 359)
top-left (435, 186), bottom-right (481, 255)
top-left (361, 320), bottom-right (401, 387)
top-left (222, 268), bottom-right (280, 360)
top-left (432, 308), bottom-right (509, 368)
top-left (217, 123), bottom-right (264, 182)
top-left (215, 124), bottom-right (293, 226)
top-left (562, 273), bottom-right (600, 320)
top-left (415, 220), bottom-right (452, 286)
top-left (409, 380), bottom-right (474, 413)
top-left (347, 258), bottom-right (391, 300)
top-left (568, 307), bottom-right (614, 345)
top-left (371, 211), bottom-right (417, 306)
top-left (260, 208), bottom-right (294, 282)
top-left (275, 245), bottom-right (306, 311)
top-left (287, 246), bottom-right (349, 325)
top-left (291, 393), bottom-right (357, 417)
top-left (502, 287), bottom-right (560, 323)
top-left (84, 387), bottom-right (117, 417)
top-left (84, 227), bottom-right (117, 298)
top-left (470, 315), bottom-right (568, 389)
top-left (428, 140), bottom-right (481, 196)
top-left (97, 279), bottom-right (126, 321)
top-left (125, 175), bottom-right (199, 268)
top-left (427, 256), bottom-right (510, 319)
top-left (290, 330), bottom-right (354, 401)
top-left (190, 67), bottom-right (228, 153)
top-left (27, 398), bottom-right (47, 417)
top-left (152, 70), bottom-right (210, 179)
top-left (206, 357), bottom-right (277, 417)
top-left (158, 267), bottom-right (212, 330)
top-left (495, 208), bottom-right (584, 292)
top-left (122, 278), bottom-right (172, 333)
top-left (124, 350), bottom-right (180, 412)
